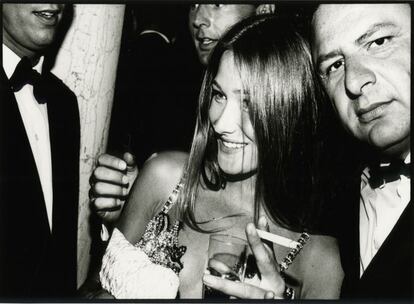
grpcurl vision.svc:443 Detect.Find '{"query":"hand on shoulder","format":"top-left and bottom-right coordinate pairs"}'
top-left (90, 152), bottom-right (138, 224)
top-left (117, 151), bottom-right (189, 243)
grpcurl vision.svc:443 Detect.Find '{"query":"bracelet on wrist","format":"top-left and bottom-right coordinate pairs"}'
top-left (283, 286), bottom-right (295, 300)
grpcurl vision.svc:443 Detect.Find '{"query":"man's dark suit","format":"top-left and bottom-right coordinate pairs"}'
top-left (0, 66), bottom-right (80, 298)
top-left (337, 173), bottom-right (413, 299)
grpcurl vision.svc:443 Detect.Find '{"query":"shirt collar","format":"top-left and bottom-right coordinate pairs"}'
top-left (2, 44), bottom-right (44, 79)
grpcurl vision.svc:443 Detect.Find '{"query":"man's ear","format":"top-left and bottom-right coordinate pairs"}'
top-left (256, 4), bottom-right (276, 15)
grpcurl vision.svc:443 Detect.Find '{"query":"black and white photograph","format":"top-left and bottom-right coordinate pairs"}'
top-left (0, 1), bottom-right (411, 301)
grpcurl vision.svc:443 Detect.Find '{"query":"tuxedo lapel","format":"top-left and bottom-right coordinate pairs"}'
top-left (339, 174), bottom-right (361, 296)
top-left (43, 71), bottom-right (79, 235)
top-left (47, 75), bottom-right (70, 234)
top-left (350, 184), bottom-right (361, 285)
top-left (41, 71), bottom-right (80, 296)
top-left (0, 68), bottom-right (50, 229)
top-left (362, 200), bottom-right (412, 278)
top-left (339, 162), bottom-right (414, 299)
top-left (359, 200), bottom-right (413, 297)
top-left (0, 67), bottom-right (52, 296)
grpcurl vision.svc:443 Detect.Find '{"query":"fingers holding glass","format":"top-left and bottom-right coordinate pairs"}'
top-left (203, 234), bottom-right (248, 299)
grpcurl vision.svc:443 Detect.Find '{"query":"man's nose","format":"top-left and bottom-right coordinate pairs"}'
top-left (213, 101), bottom-right (240, 135)
top-left (193, 5), bottom-right (211, 29)
top-left (344, 56), bottom-right (376, 99)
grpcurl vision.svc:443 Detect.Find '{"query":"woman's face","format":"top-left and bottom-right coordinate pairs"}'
top-left (209, 51), bottom-right (258, 175)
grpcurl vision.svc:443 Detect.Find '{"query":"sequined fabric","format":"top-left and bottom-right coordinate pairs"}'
top-left (99, 182), bottom-right (187, 299)
top-left (135, 212), bottom-right (186, 274)
top-left (135, 182), bottom-right (187, 275)
top-left (100, 228), bottom-right (180, 298)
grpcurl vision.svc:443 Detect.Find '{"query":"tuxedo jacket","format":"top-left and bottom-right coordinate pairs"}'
top-left (337, 173), bottom-right (413, 299)
top-left (0, 67), bottom-right (80, 298)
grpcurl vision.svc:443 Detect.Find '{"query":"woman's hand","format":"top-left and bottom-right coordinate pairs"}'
top-left (202, 216), bottom-right (286, 299)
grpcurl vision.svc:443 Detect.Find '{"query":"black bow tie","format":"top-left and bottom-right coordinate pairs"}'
top-left (9, 56), bottom-right (48, 104)
top-left (369, 160), bottom-right (411, 188)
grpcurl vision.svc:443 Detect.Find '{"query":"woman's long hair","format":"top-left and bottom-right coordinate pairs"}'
top-left (180, 14), bottom-right (326, 233)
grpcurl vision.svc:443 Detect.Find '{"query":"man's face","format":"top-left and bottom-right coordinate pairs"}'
top-left (188, 4), bottom-right (256, 66)
top-left (312, 4), bottom-right (411, 158)
top-left (3, 4), bottom-right (65, 58)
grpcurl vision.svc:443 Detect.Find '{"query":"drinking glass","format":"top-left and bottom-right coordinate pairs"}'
top-left (203, 234), bottom-right (249, 299)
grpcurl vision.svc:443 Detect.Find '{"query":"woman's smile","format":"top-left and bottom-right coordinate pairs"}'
top-left (218, 138), bottom-right (248, 152)
top-left (210, 51), bottom-right (258, 175)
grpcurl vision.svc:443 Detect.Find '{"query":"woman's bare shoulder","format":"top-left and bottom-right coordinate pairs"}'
top-left (305, 233), bottom-right (338, 250)
top-left (301, 234), bottom-right (342, 271)
top-left (131, 151), bottom-right (188, 206)
top-left (142, 151), bottom-right (188, 182)
top-left (298, 233), bottom-right (344, 299)
top-left (118, 151), bottom-right (189, 242)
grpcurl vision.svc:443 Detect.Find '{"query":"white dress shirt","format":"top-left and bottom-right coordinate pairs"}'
top-left (2, 44), bottom-right (53, 232)
top-left (359, 154), bottom-right (410, 276)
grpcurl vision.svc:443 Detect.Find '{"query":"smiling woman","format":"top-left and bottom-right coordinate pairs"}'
top-left (208, 50), bottom-right (257, 175)
top-left (94, 14), bottom-right (343, 299)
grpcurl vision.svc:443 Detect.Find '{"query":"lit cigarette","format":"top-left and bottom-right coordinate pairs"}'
top-left (256, 229), bottom-right (300, 249)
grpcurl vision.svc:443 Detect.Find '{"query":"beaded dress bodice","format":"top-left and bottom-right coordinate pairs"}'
top-left (99, 182), bottom-right (187, 299)
top-left (134, 182), bottom-right (187, 274)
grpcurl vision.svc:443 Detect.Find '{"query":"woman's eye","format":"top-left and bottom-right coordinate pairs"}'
top-left (212, 89), bottom-right (225, 103)
top-left (214, 4), bottom-right (224, 8)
